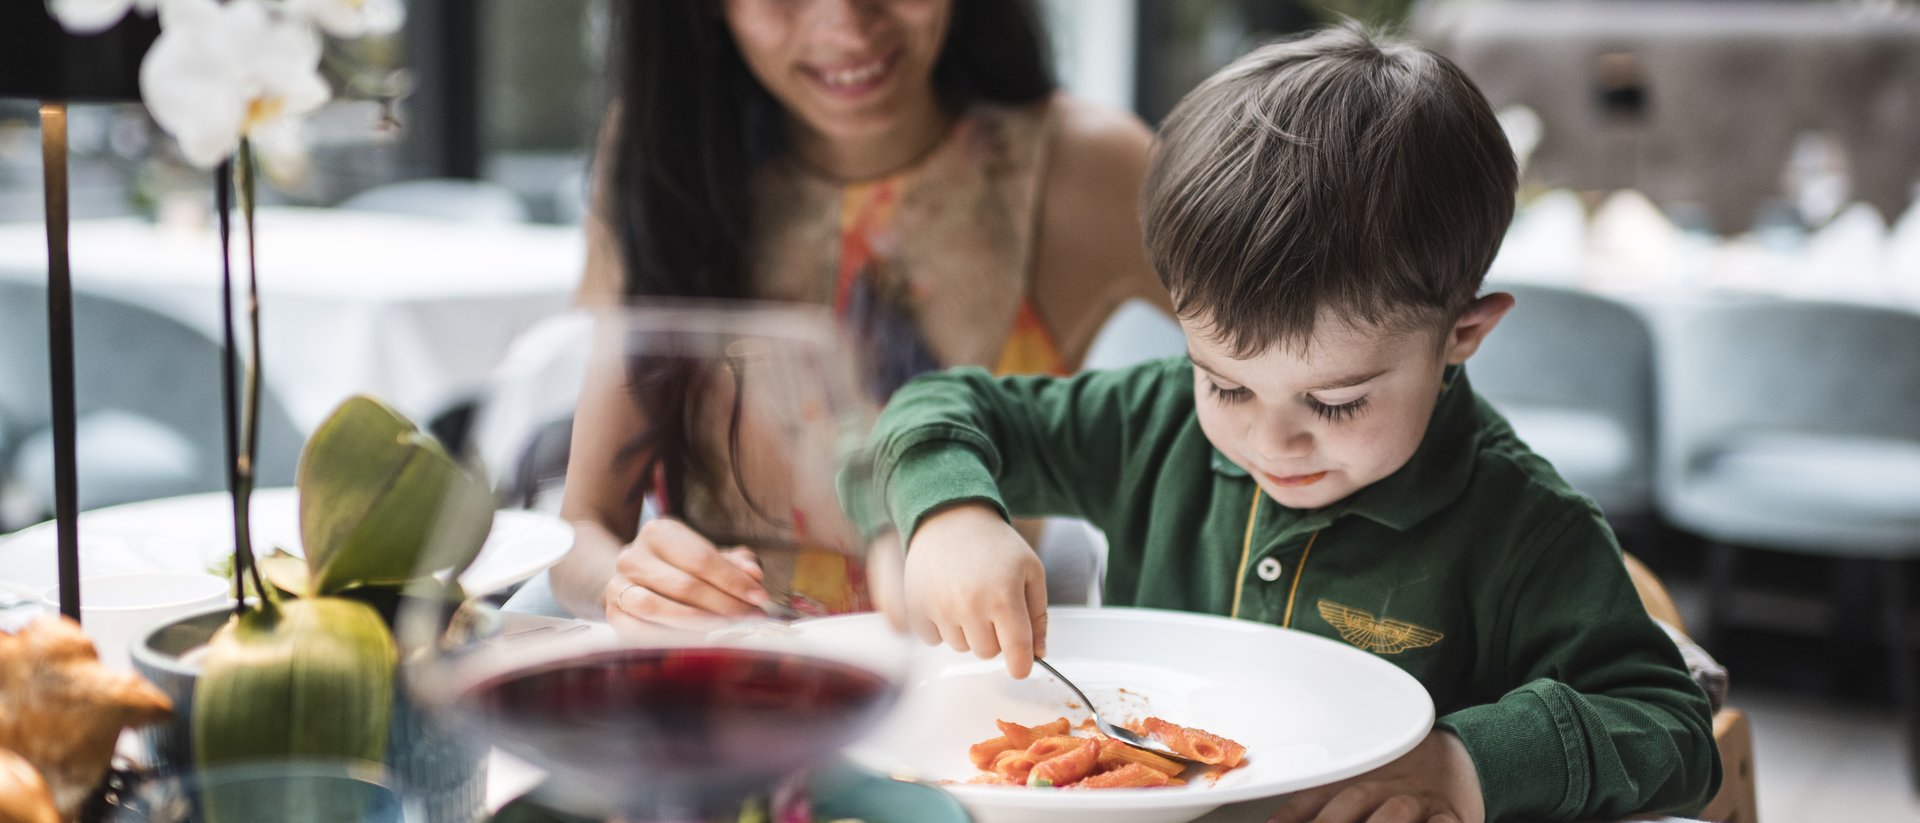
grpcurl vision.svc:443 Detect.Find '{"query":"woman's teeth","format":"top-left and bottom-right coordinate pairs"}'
top-left (820, 59), bottom-right (887, 88)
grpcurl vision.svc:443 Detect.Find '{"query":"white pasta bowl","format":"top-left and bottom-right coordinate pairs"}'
top-left (808, 606), bottom-right (1434, 823)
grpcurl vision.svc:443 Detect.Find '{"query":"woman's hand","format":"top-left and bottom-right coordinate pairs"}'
top-left (903, 503), bottom-right (1048, 679)
top-left (1267, 729), bottom-right (1484, 823)
top-left (602, 517), bottom-right (770, 631)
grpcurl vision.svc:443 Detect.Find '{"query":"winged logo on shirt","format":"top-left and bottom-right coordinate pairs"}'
top-left (1317, 600), bottom-right (1444, 654)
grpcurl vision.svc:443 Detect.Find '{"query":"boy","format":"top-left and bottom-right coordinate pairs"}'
top-left (860, 25), bottom-right (1719, 823)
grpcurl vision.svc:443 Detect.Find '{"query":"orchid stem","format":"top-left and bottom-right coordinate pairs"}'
top-left (215, 157), bottom-right (245, 617)
top-left (237, 138), bottom-right (268, 607)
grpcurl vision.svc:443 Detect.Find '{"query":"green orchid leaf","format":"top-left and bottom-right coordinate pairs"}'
top-left (297, 395), bottom-right (494, 596)
top-left (192, 597), bottom-right (395, 776)
top-left (258, 549), bottom-right (311, 598)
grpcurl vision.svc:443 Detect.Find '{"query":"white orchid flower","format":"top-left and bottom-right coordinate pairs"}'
top-left (138, 0), bottom-right (330, 168)
top-left (285, 0), bottom-right (405, 38)
top-left (45, 0), bottom-right (163, 35)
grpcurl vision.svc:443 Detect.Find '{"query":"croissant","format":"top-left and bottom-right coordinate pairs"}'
top-left (0, 617), bottom-right (171, 820)
top-left (0, 747), bottom-right (57, 823)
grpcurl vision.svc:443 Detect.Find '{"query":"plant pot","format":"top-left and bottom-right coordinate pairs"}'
top-left (132, 603), bottom-right (486, 823)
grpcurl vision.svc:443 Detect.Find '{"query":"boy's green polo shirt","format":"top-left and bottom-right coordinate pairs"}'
top-left (869, 357), bottom-right (1720, 822)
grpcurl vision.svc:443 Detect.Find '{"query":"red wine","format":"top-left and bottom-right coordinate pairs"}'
top-left (458, 646), bottom-right (896, 816)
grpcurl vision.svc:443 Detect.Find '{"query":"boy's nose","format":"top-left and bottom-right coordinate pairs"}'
top-left (1248, 416), bottom-right (1313, 462)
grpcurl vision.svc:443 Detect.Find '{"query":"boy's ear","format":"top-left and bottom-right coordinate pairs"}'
top-left (1443, 292), bottom-right (1516, 365)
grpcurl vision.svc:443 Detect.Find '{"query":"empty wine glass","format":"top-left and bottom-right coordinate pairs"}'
top-left (398, 303), bottom-right (910, 822)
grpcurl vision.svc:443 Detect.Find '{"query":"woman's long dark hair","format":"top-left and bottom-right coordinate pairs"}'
top-left (607, 0), bottom-right (1057, 516)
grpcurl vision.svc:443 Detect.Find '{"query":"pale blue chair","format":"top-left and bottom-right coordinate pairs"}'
top-left (0, 282), bottom-right (302, 524)
top-left (1658, 297), bottom-right (1920, 785)
top-left (1469, 283), bottom-right (1659, 535)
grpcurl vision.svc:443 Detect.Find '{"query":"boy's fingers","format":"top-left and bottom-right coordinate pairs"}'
top-left (910, 614), bottom-right (942, 647)
top-left (1024, 571), bottom-right (1049, 660)
top-left (1361, 794), bottom-right (1424, 823)
top-left (961, 619), bottom-right (1003, 661)
top-left (1266, 786), bottom-right (1332, 823)
top-left (940, 620), bottom-right (972, 653)
top-left (1308, 783), bottom-right (1380, 823)
top-left (997, 598), bottom-right (1036, 679)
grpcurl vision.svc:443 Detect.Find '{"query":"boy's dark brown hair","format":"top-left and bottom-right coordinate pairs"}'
top-left (1142, 24), bottom-right (1517, 356)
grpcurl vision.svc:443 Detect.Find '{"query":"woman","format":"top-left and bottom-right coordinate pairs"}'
top-left (551, 0), bottom-right (1169, 626)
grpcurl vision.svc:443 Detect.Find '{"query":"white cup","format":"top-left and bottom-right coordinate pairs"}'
top-left (43, 573), bottom-right (231, 671)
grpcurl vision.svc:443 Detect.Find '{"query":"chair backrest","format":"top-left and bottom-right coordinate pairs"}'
top-left (1082, 300), bottom-right (1184, 371)
top-left (467, 313), bottom-right (592, 505)
top-left (337, 178), bottom-right (530, 224)
top-left (1663, 298), bottom-right (1920, 480)
top-left (1469, 284), bottom-right (1658, 474)
top-left (0, 282), bottom-right (51, 451)
top-left (0, 281), bottom-right (302, 494)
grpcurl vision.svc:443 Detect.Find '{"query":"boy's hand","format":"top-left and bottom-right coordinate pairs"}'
top-left (903, 503), bottom-right (1048, 679)
top-left (603, 517), bottom-right (769, 630)
top-left (1267, 729), bottom-right (1483, 823)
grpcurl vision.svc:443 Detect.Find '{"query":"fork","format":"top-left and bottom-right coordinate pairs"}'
top-left (1031, 656), bottom-right (1200, 765)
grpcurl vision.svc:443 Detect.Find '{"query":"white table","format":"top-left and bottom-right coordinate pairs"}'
top-left (0, 207), bottom-right (584, 431)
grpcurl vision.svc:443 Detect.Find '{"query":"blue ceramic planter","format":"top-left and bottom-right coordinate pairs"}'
top-left (132, 604), bottom-right (486, 823)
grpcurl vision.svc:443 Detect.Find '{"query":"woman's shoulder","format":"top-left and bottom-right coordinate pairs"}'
top-left (968, 95), bottom-right (1151, 161)
top-left (1047, 94), bottom-right (1154, 158)
top-left (1032, 94), bottom-right (1153, 212)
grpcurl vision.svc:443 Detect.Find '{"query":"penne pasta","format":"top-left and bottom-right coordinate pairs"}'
top-left (1096, 737), bottom-right (1185, 776)
top-left (963, 716), bottom-right (1248, 790)
top-left (1027, 737), bottom-right (1100, 787)
top-left (1075, 763), bottom-right (1173, 789)
top-left (996, 717), bottom-right (1070, 748)
top-left (969, 735), bottom-right (1014, 770)
top-left (992, 748), bottom-right (1040, 782)
top-left (1022, 735), bottom-right (1085, 762)
top-left (1141, 717), bottom-right (1247, 768)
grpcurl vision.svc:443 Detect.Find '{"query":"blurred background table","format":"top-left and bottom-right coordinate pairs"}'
top-left (0, 206), bottom-right (583, 432)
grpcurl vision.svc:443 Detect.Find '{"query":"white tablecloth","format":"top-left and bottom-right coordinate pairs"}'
top-left (0, 207), bottom-right (584, 430)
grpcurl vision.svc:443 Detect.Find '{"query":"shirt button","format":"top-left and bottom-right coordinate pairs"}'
top-left (1255, 556), bottom-right (1284, 582)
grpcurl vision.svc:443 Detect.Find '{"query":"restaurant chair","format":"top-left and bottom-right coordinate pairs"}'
top-left (1030, 301), bottom-right (1185, 606)
top-left (1624, 553), bottom-right (1759, 823)
top-left (1658, 298), bottom-right (1920, 788)
top-left (1469, 283), bottom-right (1659, 542)
top-left (338, 178), bottom-right (530, 224)
top-left (469, 314), bottom-right (592, 510)
top-left (0, 282), bottom-right (302, 519)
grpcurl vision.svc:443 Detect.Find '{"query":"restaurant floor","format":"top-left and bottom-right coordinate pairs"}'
top-left (1659, 562), bottom-right (1920, 822)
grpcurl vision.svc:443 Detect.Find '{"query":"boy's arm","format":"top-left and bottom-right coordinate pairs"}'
top-left (867, 360), bottom-right (1182, 541)
top-left (862, 361), bottom-right (1184, 680)
top-left (1437, 510), bottom-right (1722, 822)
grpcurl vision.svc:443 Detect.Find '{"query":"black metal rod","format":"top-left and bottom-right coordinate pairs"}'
top-left (39, 102), bottom-right (80, 622)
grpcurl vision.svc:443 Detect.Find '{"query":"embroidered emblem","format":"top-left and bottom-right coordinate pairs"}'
top-left (1317, 600), bottom-right (1443, 655)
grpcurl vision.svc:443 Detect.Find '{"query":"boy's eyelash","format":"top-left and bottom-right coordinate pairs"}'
top-left (1207, 379), bottom-right (1370, 423)
top-left (1307, 395), bottom-right (1369, 423)
top-left (1207, 381), bottom-right (1253, 404)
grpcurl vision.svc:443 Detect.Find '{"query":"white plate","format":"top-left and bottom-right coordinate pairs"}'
top-left (823, 607), bottom-right (1434, 823)
top-left (0, 488), bottom-right (572, 596)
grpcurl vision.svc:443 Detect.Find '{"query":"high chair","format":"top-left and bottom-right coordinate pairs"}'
top-left (1624, 553), bottom-right (1759, 823)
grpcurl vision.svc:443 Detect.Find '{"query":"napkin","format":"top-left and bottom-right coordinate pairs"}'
top-left (1489, 188), bottom-right (1585, 285)
top-left (1587, 189), bottom-right (1683, 288)
top-left (1889, 196), bottom-right (1920, 302)
top-left (1800, 202), bottom-right (1887, 299)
